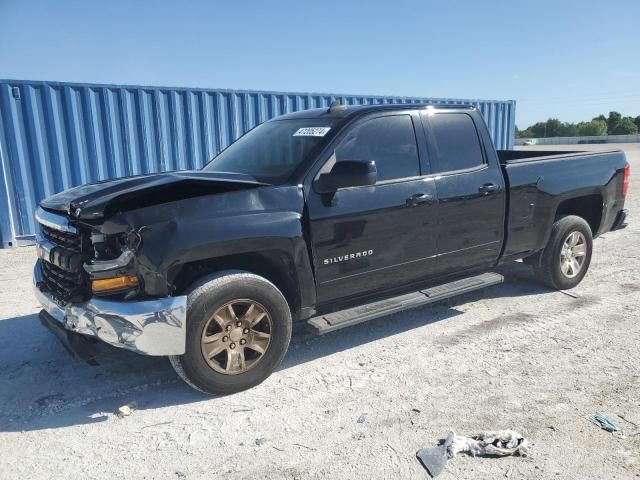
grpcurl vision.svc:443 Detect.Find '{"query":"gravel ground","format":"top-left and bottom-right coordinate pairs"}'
top-left (0, 144), bottom-right (638, 479)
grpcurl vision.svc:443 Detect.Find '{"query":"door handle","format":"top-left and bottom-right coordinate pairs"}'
top-left (406, 193), bottom-right (434, 206)
top-left (478, 183), bottom-right (500, 195)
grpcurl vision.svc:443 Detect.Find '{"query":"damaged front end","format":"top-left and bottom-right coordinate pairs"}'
top-left (34, 206), bottom-right (187, 356)
top-left (33, 169), bottom-right (308, 358)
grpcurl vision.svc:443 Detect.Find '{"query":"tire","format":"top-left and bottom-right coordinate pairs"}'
top-left (532, 215), bottom-right (593, 290)
top-left (169, 270), bottom-right (292, 395)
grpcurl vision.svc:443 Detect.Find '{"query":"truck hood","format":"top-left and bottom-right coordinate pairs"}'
top-left (40, 171), bottom-right (268, 220)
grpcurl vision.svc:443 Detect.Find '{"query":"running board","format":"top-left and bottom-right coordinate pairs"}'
top-left (307, 272), bottom-right (504, 335)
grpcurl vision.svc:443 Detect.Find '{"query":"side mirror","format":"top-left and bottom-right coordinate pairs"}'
top-left (314, 160), bottom-right (377, 193)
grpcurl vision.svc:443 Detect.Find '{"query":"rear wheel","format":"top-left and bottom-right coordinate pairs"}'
top-left (169, 271), bottom-right (292, 395)
top-left (532, 215), bottom-right (593, 290)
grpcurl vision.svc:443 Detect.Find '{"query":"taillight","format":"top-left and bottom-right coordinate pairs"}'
top-left (623, 164), bottom-right (630, 196)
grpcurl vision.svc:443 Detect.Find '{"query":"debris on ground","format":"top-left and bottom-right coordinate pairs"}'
top-left (417, 430), bottom-right (528, 478)
top-left (448, 430), bottom-right (528, 458)
top-left (115, 402), bottom-right (138, 418)
top-left (617, 414), bottom-right (640, 436)
top-left (617, 414), bottom-right (638, 428)
top-left (357, 414), bottom-right (367, 423)
top-left (559, 290), bottom-right (579, 298)
top-left (586, 412), bottom-right (620, 433)
top-left (416, 438), bottom-right (450, 478)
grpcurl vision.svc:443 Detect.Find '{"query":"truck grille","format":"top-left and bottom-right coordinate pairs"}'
top-left (36, 209), bottom-right (90, 303)
top-left (40, 224), bottom-right (82, 252)
top-left (40, 260), bottom-right (88, 303)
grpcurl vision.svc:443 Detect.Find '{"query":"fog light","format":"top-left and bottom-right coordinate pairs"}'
top-left (92, 275), bottom-right (139, 294)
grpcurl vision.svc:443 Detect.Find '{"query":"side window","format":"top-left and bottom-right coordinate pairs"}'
top-left (335, 115), bottom-right (419, 182)
top-left (429, 113), bottom-right (484, 172)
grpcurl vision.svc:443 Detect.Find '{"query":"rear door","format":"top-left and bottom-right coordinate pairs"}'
top-left (306, 112), bottom-right (439, 304)
top-left (421, 111), bottom-right (506, 273)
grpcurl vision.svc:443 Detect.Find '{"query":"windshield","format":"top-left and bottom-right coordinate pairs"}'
top-left (203, 119), bottom-right (338, 183)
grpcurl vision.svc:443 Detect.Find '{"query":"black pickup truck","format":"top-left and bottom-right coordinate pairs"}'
top-left (34, 103), bottom-right (629, 394)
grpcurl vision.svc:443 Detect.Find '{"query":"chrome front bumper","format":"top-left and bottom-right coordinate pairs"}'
top-left (34, 260), bottom-right (187, 356)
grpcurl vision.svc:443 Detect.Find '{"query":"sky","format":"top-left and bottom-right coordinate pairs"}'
top-left (1, 0), bottom-right (639, 128)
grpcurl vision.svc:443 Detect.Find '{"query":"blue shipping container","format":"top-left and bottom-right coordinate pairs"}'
top-left (0, 79), bottom-right (516, 248)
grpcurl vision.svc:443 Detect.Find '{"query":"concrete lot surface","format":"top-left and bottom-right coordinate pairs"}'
top-left (0, 144), bottom-right (638, 479)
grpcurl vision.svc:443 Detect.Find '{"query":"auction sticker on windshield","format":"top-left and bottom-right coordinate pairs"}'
top-left (293, 127), bottom-right (331, 137)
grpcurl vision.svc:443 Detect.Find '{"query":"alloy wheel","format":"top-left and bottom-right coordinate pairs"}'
top-left (200, 300), bottom-right (272, 374)
top-left (559, 231), bottom-right (587, 278)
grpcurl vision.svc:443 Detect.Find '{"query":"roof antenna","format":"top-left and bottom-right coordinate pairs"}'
top-left (327, 100), bottom-right (347, 113)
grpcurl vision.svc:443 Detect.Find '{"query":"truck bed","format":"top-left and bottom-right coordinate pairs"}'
top-left (499, 149), bottom-right (628, 260)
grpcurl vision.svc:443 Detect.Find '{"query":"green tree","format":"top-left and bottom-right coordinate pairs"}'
top-left (544, 118), bottom-right (564, 137)
top-left (607, 111), bottom-right (622, 134)
top-left (577, 120), bottom-right (608, 136)
top-left (520, 113), bottom-right (640, 138)
top-left (529, 122), bottom-right (548, 137)
top-left (611, 117), bottom-right (639, 135)
top-left (560, 122), bottom-right (578, 137)
top-left (515, 125), bottom-right (523, 138)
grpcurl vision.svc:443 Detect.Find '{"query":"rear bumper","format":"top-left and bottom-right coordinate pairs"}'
top-left (610, 209), bottom-right (628, 231)
top-left (34, 260), bottom-right (187, 356)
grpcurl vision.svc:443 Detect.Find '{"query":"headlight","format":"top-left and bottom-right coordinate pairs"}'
top-left (83, 249), bottom-right (135, 273)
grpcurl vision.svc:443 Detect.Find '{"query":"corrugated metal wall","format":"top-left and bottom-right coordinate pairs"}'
top-left (0, 79), bottom-right (516, 248)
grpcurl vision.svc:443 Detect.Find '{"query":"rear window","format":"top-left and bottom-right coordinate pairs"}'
top-left (429, 113), bottom-right (484, 172)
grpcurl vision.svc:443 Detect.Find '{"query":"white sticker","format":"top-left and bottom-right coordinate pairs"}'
top-left (293, 127), bottom-right (331, 137)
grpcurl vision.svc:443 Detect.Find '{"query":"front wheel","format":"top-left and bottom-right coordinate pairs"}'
top-left (169, 271), bottom-right (292, 395)
top-left (532, 215), bottom-right (593, 290)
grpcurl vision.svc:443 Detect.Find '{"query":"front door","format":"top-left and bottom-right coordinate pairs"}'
top-left (306, 112), bottom-right (439, 304)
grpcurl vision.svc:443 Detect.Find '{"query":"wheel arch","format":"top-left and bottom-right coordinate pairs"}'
top-left (169, 248), bottom-right (314, 320)
top-left (554, 193), bottom-right (604, 235)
